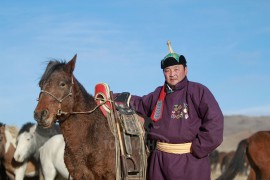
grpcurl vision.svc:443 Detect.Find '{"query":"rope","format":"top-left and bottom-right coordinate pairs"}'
top-left (69, 98), bottom-right (113, 114)
top-left (57, 98), bottom-right (113, 116)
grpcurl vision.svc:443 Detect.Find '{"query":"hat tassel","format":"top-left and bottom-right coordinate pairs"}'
top-left (167, 40), bottom-right (174, 53)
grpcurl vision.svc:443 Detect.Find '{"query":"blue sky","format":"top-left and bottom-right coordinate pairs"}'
top-left (1, 0), bottom-right (270, 127)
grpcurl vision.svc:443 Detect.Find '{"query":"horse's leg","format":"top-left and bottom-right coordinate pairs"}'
top-left (40, 152), bottom-right (57, 180)
top-left (14, 162), bottom-right (27, 180)
top-left (53, 141), bottom-right (70, 179)
top-left (41, 165), bottom-right (56, 180)
top-left (55, 160), bottom-right (71, 179)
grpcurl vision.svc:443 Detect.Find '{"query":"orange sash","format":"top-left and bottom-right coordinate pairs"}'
top-left (150, 85), bottom-right (166, 122)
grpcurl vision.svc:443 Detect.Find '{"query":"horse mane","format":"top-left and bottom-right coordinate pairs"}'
top-left (39, 60), bottom-right (66, 87)
top-left (18, 122), bottom-right (36, 136)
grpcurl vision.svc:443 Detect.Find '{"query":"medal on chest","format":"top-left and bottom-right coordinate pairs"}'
top-left (171, 102), bottom-right (189, 120)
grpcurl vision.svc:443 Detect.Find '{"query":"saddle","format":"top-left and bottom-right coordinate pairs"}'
top-left (94, 83), bottom-right (147, 180)
top-left (94, 83), bottom-right (112, 117)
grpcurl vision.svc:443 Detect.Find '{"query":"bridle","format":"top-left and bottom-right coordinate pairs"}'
top-left (37, 76), bottom-right (112, 119)
top-left (37, 76), bottom-right (74, 117)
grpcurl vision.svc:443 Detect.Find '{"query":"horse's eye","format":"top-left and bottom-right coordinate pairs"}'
top-left (59, 82), bottom-right (66, 87)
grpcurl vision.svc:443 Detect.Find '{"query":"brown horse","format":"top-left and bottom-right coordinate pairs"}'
top-left (34, 55), bottom-right (146, 180)
top-left (0, 122), bottom-right (39, 180)
top-left (216, 131), bottom-right (270, 180)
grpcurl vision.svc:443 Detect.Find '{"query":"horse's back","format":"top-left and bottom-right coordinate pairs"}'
top-left (248, 131), bottom-right (270, 154)
top-left (248, 131), bottom-right (270, 163)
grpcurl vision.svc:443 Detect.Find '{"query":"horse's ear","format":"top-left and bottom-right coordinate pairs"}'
top-left (65, 54), bottom-right (77, 74)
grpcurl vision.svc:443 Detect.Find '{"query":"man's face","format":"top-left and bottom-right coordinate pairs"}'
top-left (163, 64), bottom-right (188, 86)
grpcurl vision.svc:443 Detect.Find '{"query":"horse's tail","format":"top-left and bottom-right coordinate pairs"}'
top-left (216, 139), bottom-right (248, 180)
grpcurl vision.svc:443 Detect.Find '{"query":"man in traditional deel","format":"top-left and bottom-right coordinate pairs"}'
top-left (129, 41), bottom-right (224, 180)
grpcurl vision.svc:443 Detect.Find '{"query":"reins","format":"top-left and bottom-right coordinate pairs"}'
top-left (59, 97), bottom-right (113, 116)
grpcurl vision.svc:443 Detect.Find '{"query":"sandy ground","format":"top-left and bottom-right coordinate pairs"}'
top-left (211, 171), bottom-right (247, 180)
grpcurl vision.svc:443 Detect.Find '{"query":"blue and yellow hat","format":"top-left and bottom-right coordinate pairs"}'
top-left (161, 40), bottom-right (187, 69)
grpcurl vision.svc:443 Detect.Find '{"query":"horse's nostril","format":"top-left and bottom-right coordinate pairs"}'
top-left (41, 110), bottom-right (48, 117)
top-left (34, 111), bottom-right (39, 121)
top-left (34, 110), bottom-right (49, 121)
top-left (41, 109), bottom-right (49, 120)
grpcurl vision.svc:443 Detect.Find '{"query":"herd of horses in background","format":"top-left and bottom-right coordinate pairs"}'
top-left (2, 121), bottom-right (269, 180)
top-left (0, 122), bottom-right (70, 180)
top-left (0, 55), bottom-right (270, 180)
top-left (210, 149), bottom-right (249, 178)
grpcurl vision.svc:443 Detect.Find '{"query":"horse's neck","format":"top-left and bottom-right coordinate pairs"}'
top-left (36, 124), bottom-right (60, 137)
top-left (34, 132), bottom-right (51, 150)
top-left (4, 129), bottom-right (17, 150)
top-left (60, 80), bottom-right (109, 147)
top-left (73, 81), bottom-right (98, 111)
top-left (2, 129), bottom-right (17, 171)
top-left (3, 142), bottom-right (17, 173)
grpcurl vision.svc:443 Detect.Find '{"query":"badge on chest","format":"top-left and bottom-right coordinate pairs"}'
top-left (171, 102), bottom-right (189, 119)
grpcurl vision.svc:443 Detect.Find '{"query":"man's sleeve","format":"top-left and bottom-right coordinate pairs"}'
top-left (191, 87), bottom-right (224, 158)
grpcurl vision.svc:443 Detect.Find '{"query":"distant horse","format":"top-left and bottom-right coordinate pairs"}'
top-left (34, 55), bottom-right (147, 179)
top-left (216, 131), bottom-right (270, 180)
top-left (39, 134), bottom-right (72, 180)
top-left (13, 122), bottom-right (61, 180)
top-left (0, 122), bottom-right (39, 180)
top-left (216, 151), bottom-right (226, 174)
top-left (209, 150), bottom-right (219, 173)
top-left (220, 150), bottom-right (235, 173)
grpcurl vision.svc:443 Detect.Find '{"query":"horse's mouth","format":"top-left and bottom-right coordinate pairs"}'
top-left (13, 155), bottom-right (25, 163)
top-left (37, 121), bottom-right (51, 128)
top-left (36, 116), bottom-right (56, 128)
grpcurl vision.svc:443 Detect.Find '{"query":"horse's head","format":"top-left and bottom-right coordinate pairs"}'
top-left (13, 122), bottom-right (36, 162)
top-left (34, 55), bottom-right (77, 128)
